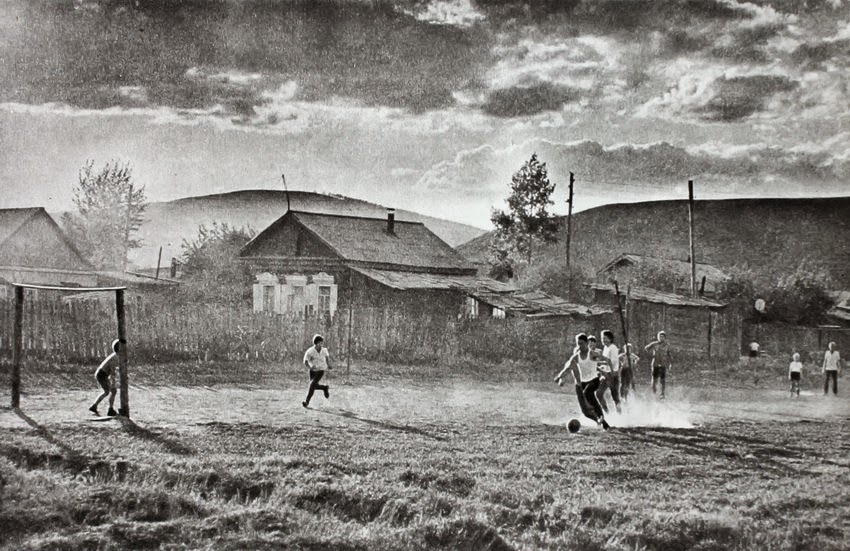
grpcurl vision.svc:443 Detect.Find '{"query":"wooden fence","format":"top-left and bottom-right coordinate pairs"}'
top-left (0, 298), bottom-right (618, 373)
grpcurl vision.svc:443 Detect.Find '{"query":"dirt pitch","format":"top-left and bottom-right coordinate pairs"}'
top-left (1, 362), bottom-right (848, 550)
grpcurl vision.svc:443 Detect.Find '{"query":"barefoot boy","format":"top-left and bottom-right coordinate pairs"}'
top-left (645, 331), bottom-right (673, 400)
top-left (89, 339), bottom-right (122, 417)
top-left (789, 353), bottom-right (803, 398)
top-left (556, 333), bottom-right (610, 430)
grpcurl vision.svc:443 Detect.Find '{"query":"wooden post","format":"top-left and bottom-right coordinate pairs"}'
top-left (565, 171), bottom-right (574, 273)
top-left (11, 286), bottom-right (24, 408)
top-left (155, 246), bottom-right (163, 280)
top-left (613, 280), bottom-right (633, 373)
top-left (688, 179), bottom-right (697, 298)
top-left (346, 269), bottom-right (353, 373)
top-left (115, 289), bottom-right (130, 418)
top-left (124, 184), bottom-right (133, 273)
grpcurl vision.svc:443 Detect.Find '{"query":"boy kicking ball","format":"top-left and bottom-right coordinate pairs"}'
top-left (302, 334), bottom-right (332, 408)
top-left (88, 339), bottom-right (122, 417)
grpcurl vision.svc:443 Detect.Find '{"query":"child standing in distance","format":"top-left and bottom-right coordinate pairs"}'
top-left (89, 339), bottom-right (122, 417)
top-left (645, 331), bottom-right (673, 400)
top-left (556, 333), bottom-right (610, 430)
top-left (619, 344), bottom-right (639, 401)
top-left (597, 330), bottom-right (622, 414)
top-left (303, 334), bottom-right (332, 408)
top-left (789, 353), bottom-right (803, 398)
top-left (822, 342), bottom-right (843, 396)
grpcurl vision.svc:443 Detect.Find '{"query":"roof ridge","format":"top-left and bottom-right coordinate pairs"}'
top-left (292, 210), bottom-right (425, 225)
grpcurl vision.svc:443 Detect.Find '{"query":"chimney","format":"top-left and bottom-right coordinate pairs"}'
top-left (386, 208), bottom-right (395, 235)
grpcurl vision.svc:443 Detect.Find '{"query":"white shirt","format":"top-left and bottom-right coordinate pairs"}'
top-left (789, 361), bottom-right (802, 374)
top-left (749, 342), bottom-right (760, 352)
top-left (304, 346), bottom-right (330, 370)
top-left (603, 344), bottom-right (620, 372)
top-left (574, 350), bottom-right (599, 383)
top-left (824, 350), bottom-right (840, 371)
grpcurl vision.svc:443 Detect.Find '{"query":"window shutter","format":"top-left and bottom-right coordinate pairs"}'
top-left (252, 284), bottom-right (263, 312)
top-left (329, 285), bottom-right (338, 318)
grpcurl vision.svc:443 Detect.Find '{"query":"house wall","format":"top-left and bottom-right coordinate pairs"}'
top-left (0, 267), bottom-right (97, 288)
top-left (598, 263), bottom-right (720, 297)
top-left (594, 289), bottom-right (741, 361)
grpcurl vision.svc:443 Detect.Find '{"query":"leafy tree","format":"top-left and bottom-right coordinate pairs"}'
top-left (62, 160), bottom-right (147, 269)
top-left (490, 153), bottom-right (560, 264)
top-left (177, 223), bottom-right (256, 305)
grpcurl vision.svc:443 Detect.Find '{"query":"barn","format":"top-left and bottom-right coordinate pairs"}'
top-left (239, 209), bottom-right (512, 319)
top-left (597, 253), bottom-right (730, 298)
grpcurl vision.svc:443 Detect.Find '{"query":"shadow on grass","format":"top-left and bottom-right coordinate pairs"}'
top-left (12, 407), bottom-right (89, 468)
top-left (117, 417), bottom-right (196, 456)
top-left (616, 426), bottom-right (799, 475)
top-left (314, 408), bottom-right (447, 442)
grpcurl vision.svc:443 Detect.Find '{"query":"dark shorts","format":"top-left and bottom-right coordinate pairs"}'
top-left (749, 350), bottom-right (759, 358)
top-left (652, 365), bottom-right (667, 379)
top-left (96, 370), bottom-right (113, 392)
top-left (790, 372), bottom-right (801, 381)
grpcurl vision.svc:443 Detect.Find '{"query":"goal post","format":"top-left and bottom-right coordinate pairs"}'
top-left (9, 283), bottom-right (131, 418)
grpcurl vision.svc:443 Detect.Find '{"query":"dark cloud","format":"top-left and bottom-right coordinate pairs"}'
top-left (0, 0), bottom-right (490, 114)
top-left (699, 75), bottom-right (798, 122)
top-left (792, 38), bottom-right (850, 68)
top-left (481, 82), bottom-right (582, 118)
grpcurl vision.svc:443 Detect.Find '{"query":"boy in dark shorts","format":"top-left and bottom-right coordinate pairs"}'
top-left (302, 334), bottom-right (333, 408)
top-left (89, 339), bottom-right (122, 417)
top-left (789, 353), bottom-right (803, 398)
top-left (645, 331), bottom-right (673, 400)
top-left (557, 333), bottom-right (610, 430)
top-left (619, 344), bottom-right (639, 401)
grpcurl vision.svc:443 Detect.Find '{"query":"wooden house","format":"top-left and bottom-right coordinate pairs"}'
top-left (597, 253), bottom-right (730, 298)
top-left (240, 209), bottom-right (512, 318)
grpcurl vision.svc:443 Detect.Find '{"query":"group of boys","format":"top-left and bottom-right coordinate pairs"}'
top-left (787, 341), bottom-right (843, 398)
top-left (554, 330), bottom-right (672, 430)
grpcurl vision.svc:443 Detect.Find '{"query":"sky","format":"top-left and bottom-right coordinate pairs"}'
top-left (1, 0), bottom-right (848, 229)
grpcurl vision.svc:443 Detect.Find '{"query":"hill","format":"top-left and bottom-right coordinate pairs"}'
top-left (458, 196), bottom-right (850, 288)
top-left (59, 190), bottom-right (487, 269)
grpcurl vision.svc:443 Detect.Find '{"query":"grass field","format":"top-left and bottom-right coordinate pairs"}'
top-left (1, 361), bottom-right (848, 550)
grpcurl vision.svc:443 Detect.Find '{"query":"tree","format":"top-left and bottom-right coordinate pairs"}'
top-left (62, 160), bottom-right (147, 270)
top-left (177, 223), bottom-right (256, 306)
top-left (490, 153), bottom-right (560, 264)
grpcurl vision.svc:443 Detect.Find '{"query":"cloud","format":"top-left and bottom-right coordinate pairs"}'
top-left (416, 138), bottom-right (849, 205)
top-left (481, 82), bottom-right (583, 117)
top-left (400, 0), bottom-right (486, 27)
top-left (699, 74), bottom-right (798, 121)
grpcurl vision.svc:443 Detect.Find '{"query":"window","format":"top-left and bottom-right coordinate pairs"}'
top-left (465, 297), bottom-right (479, 318)
top-left (263, 285), bottom-right (275, 312)
top-left (493, 307), bottom-right (506, 319)
top-left (289, 286), bottom-right (304, 315)
top-left (318, 286), bottom-right (332, 317)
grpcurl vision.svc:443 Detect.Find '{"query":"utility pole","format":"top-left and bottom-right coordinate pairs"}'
top-left (688, 179), bottom-right (697, 298)
top-left (282, 174), bottom-right (290, 211)
top-left (565, 172), bottom-right (574, 272)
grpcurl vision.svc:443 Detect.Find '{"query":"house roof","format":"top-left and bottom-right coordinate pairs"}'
top-left (244, 210), bottom-right (474, 273)
top-left (830, 290), bottom-right (850, 311)
top-left (352, 266), bottom-right (513, 293)
top-left (0, 207), bottom-right (94, 272)
top-left (598, 253), bottom-right (730, 282)
top-left (472, 289), bottom-right (614, 318)
top-left (96, 271), bottom-right (179, 287)
top-left (589, 282), bottom-right (726, 308)
top-left (0, 207), bottom-right (41, 245)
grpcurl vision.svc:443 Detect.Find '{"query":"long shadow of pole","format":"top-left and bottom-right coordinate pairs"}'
top-left (313, 408), bottom-right (448, 442)
top-left (13, 407), bottom-right (88, 467)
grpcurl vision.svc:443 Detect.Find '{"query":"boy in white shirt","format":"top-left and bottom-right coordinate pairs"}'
top-left (789, 353), bottom-right (803, 398)
top-left (596, 330), bottom-right (622, 414)
top-left (822, 342), bottom-right (843, 396)
top-left (302, 334), bottom-right (332, 408)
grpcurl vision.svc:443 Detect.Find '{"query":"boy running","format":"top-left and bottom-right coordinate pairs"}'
top-left (302, 334), bottom-right (332, 408)
top-left (619, 344), bottom-right (639, 401)
top-left (645, 331), bottom-right (673, 400)
top-left (789, 353), bottom-right (803, 398)
top-left (596, 330), bottom-right (622, 414)
top-left (556, 333), bottom-right (610, 430)
top-left (88, 339), bottom-right (122, 417)
top-left (822, 342), bottom-right (843, 396)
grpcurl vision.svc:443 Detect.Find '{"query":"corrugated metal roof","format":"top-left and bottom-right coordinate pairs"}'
top-left (599, 253), bottom-right (730, 282)
top-left (472, 289), bottom-right (614, 318)
top-left (589, 282), bottom-right (726, 308)
top-left (352, 266), bottom-right (514, 292)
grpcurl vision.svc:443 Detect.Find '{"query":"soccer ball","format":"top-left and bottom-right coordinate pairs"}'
top-left (567, 419), bottom-right (581, 433)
